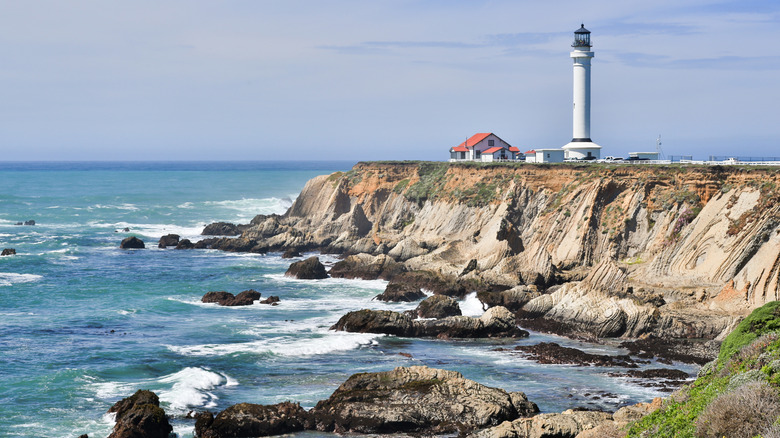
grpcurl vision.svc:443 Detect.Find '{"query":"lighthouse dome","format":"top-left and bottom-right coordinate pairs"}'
top-left (572, 24), bottom-right (591, 47)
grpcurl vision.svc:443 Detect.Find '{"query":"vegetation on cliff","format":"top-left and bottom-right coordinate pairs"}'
top-left (627, 301), bottom-right (780, 437)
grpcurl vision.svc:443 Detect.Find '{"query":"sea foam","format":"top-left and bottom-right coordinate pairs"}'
top-left (168, 332), bottom-right (381, 358)
top-left (0, 272), bottom-right (43, 287)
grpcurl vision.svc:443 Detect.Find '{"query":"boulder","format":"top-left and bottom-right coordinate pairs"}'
top-left (285, 256), bottom-right (328, 279)
top-left (202, 222), bottom-right (243, 236)
top-left (175, 239), bottom-right (195, 249)
top-left (1, 248), bottom-right (16, 256)
top-left (478, 286), bottom-right (541, 312)
top-left (195, 402), bottom-right (308, 438)
top-left (260, 296), bottom-right (280, 305)
top-left (201, 290), bottom-right (262, 306)
top-left (375, 282), bottom-right (426, 302)
top-left (470, 409), bottom-right (612, 438)
top-left (157, 234), bottom-right (180, 248)
top-left (120, 236), bottom-right (145, 249)
top-left (107, 390), bottom-right (172, 438)
top-left (415, 295), bottom-right (461, 319)
top-left (24, 220), bottom-right (36, 226)
top-left (309, 366), bottom-right (534, 435)
top-left (331, 309), bottom-right (416, 337)
top-left (281, 249), bottom-right (302, 259)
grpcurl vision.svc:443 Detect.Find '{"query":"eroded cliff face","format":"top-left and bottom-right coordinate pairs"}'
top-left (238, 161), bottom-right (780, 339)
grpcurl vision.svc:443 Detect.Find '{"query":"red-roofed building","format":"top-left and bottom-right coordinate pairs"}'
top-left (449, 133), bottom-right (519, 162)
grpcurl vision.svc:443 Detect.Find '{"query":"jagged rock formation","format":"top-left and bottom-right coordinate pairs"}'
top-left (158, 234), bottom-right (179, 248)
top-left (119, 236), bottom-right (145, 249)
top-left (285, 256), bottom-right (328, 279)
top-left (204, 162), bottom-right (780, 339)
top-left (107, 390), bottom-right (172, 438)
top-left (308, 365), bottom-right (538, 435)
top-left (414, 295), bottom-right (462, 319)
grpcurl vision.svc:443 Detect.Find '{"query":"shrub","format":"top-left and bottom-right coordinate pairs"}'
top-left (695, 380), bottom-right (780, 438)
top-left (718, 301), bottom-right (780, 362)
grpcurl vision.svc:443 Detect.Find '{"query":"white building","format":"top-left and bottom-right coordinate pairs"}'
top-left (531, 149), bottom-right (565, 163)
top-left (449, 133), bottom-right (520, 162)
top-left (562, 25), bottom-right (602, 161)
top-left (629, 152), bottom-right (660, 161)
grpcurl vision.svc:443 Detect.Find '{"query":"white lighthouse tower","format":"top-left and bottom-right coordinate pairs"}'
top-left (562, 24), bottom-right (602, 160)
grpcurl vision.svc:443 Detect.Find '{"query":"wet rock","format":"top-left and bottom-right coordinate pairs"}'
top-left (201, 222), bottom-right (243, 236)
top-left (281, 249), bottom-right (302, 259)
top-left (157, 234), bottom-right (180, 248)
top-left (196, 402), bottom-right (308, 438)
top-left (285, 256), bottom-right (328, 279)
top-left (107, 390), bottom-right (172, 438)
top-left (16, 220), bottom-right (36, 226)
top-left (331, 309), bottom-right (416, 336)
top-left (119, 236), bottom-right (145, 249)
top-left (1, 248), bottom-right (16, 256)
top-left (175, 239), bottom-right (195, 249)
top-left (309, 366), bottom-right (533, 435)
top-left (332, 306), bottom-right (527, 339)
top-left (375, 282), bottom-right (426, 302)
top-left (260, 296), bottom-right (280, 305)
top-left (328, 253), bottom-right (405, 281)
top-left (415, 295), bottom-right (461, 319)
top-left (609, 368), bottom-right (690, 380)
top-left (202, 290), bottom-right (261, 306)
top-left (619, 335), bottom-right (718, 365)
top-left (510, 342), bottom-right (638, 368)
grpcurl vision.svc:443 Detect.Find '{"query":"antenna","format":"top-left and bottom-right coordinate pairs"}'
top-left (656, 135), bottom-right (664, 159)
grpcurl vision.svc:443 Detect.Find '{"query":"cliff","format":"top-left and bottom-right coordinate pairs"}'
top-left (215, 161), bottom-right (780, 340)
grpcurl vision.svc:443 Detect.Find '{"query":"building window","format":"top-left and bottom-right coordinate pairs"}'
top-left (460, 152), bottom-right (465, 159)
top-left (476, 150), bottom-right (481, 158)
top-left (488, 140), bottom-right (495, 146)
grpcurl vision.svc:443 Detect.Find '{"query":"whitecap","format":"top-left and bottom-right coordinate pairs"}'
top-left (168, 332), bottom-right (381, 358)
top-left (205, 197), bottom-right (294, 217)
top-left (0, 272), bottom-right (43, 287)
top-left (460, 292), bottom-right (486, 317)
top-left (157, 367), bottom-right (232, 412)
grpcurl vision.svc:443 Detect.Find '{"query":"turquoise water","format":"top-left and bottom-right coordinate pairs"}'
top-left (0, 162), bottom-right (695, 438)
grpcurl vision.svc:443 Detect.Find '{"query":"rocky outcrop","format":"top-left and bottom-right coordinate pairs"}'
top-left (202, 290), bottom-right (262, 306)
top-left (202, 162), bottom-right (780, 340)
top-left (15, 220), bottom-right (35, 226)
top-left (195, 402), bottom-right (308, 438)
top-left (107, 390), bottom-right (172, 438)
top-left (175, 239), bottom-right (195, 249)
top-left (332, 306), bottom-right (528, 338)
top-left (375, 282), bottom-right (425, 302)
top-left (508, 342), bottom-right (638, 368)
top-left (1, 248), bottom-right (15, 256)
top-left (119, 236), bottom-right (145, 249)
top-left (158, 234), bottom-right (179, 248)
top-left (202, 222), bottom-right (245, 236)
top-left (284, 256), bottom-right (328, 279)
top-left (478, 286), bottom-right (541, 312)
top-left (281, 249), bottom-right (302, 258)
top-left (470, 409), bottom-right (612, 438)
top-left (309, 365), bottom-right (537, 435)
top-left (414, 295), bottom-right (461, 319)
top-left (328, 253), bottom-right (405, 281)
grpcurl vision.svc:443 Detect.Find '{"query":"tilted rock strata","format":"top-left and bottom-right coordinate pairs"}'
top-left (208, 162), bottom-right (780, 339)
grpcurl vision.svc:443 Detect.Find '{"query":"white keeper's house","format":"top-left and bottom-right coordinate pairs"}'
top-left (449, 133), bottom-right (520, 162)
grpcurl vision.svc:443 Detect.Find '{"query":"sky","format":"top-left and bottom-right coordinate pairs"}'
top-left (0, 0), bottom-right (778, 161)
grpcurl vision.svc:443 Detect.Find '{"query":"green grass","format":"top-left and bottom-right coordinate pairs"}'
top-left (719, 301), bottom-right (780, 362)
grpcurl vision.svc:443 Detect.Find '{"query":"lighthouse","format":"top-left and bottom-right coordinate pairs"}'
top-left (562, 24), bottom-right (602, 160)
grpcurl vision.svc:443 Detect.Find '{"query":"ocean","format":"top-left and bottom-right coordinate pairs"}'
top-left (0, 161), bottom-right (695, 438)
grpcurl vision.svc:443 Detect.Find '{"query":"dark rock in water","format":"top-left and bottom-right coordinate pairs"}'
top-left (78, 435), bottom-right (88, 438)
top-left (15, 222), bottom-right (22, 225)
top-left (332, 306), bottom-right (527, 339)
top-left (1, 248), bottom-right (16, 256)
top-left (123, 227), bottom-right (130, 232)
top-left (202, 290), bottom-right (261, 306)
top-left (202, 222), bottom-right (243, 236)
top-left (24, 220), bottom-right (35, 226)
top-left (285, 256), bottom-right (328, 279)
top-left (157, 234), bottom-right (180, 248)
top-left (175, 238), bottom-right (195, 249)
top-left (460, 258), bottom-right (478, 276)
top-left (260, 296), bottom-right (280, 305)
top-left (308, 365), bottom-right (534, 435)
top-left (282, 249), bottom-right (303, 259)
top-left (195, 402), bottom-right (308, 438)
top-left (512, 342), bottom-right (638, 368)
top-left (375, 282), bottom-right (426, 302)
top-left (195, 237), bottom-right (262, 253)
top-left (328, 254), bottom-right (406, 281)
top-left (119, 236), bottom-right (145, 249)
top-left (107, 390), bottom-right (172, 438)
top-left (414, 295), bottom-right (461, 319)
top-left (332, 309), bottom-right (416, 336)
top-left (619, 335), bottom-right (717, 365)
top-left (609, 368), bottom-right (690, 380)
